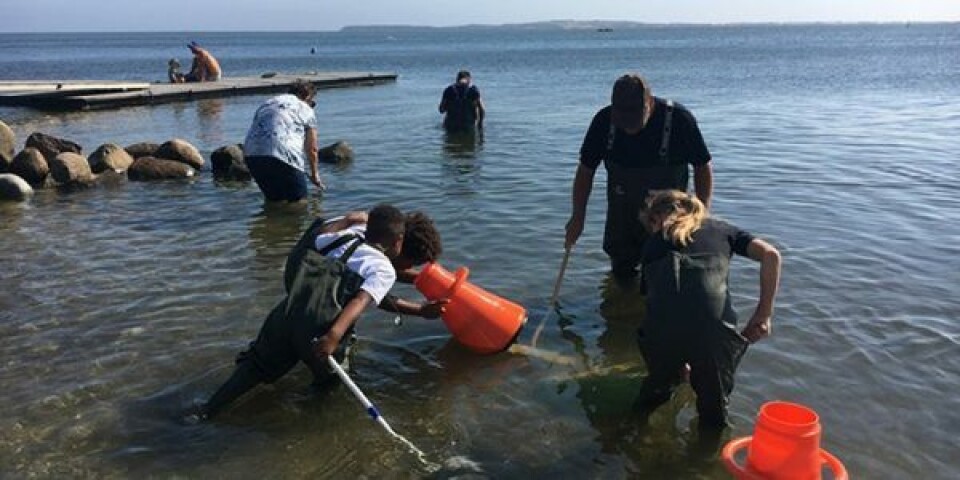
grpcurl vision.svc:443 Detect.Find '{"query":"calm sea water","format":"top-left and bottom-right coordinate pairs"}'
top-left (1, 24), bottom-right (959, 478)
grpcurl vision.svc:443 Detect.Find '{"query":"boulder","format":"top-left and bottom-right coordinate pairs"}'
top-left (210, 144), bottom-right (250, 180)
top-left (155, 139), bottom-right (204, 169)
top-left (318, 140), bottom-right (354, 164)
top-left (124, 142), bottom-right (160, 159)
top-left (88, 143), bottom-right (134, 173)
top-left (9, 148), bottom-right (49, 186)
top-left (0, 173), bottom-right (33, 201)
top-left (25, 132), bottom-right (82, 162)
top-left (0, 120), bottom-right (15, 170)
top-left (128, 156), bottom-right (195, 181)
top-left (50, 152), bottom-right (95, 186)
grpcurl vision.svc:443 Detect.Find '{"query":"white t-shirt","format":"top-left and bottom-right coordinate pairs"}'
top-left (243, 94), bottom-right (318, 172)
top-left (314, 224), bottom-right (396, 305)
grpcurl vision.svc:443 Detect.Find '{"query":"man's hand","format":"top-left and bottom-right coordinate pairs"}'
top-left (312, 332), bottom-right (342, 358)
top-left (419, 299), bottom-right (450, 319)
top-left (309, 171), bottom-right (326, 191)
top-left (741, 311), bottom-right (772, 343)
top-left (565, 215), bottom-right (585, 250)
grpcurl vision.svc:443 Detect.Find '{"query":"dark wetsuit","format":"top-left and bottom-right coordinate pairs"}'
top-left (204, 220), bottom-right (366, 416)
top-left (441, 83), bottom-right (481, 132)
top-left (635, 218), bottom-right (753, 429)
top-left (580, 98), bottom-right (711, 278)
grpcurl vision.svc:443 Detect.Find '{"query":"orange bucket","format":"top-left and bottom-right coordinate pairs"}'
top-left (722, 401), bottom-right (848, 480)
top-left (414, 263), bottom-right (527, 354)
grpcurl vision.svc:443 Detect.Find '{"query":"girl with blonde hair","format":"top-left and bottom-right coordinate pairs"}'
top-left (635, 190), bottom-right (781, 432)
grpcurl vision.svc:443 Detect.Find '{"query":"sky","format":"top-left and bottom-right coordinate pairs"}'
top-left (2, 0), bottom-right (959, 32)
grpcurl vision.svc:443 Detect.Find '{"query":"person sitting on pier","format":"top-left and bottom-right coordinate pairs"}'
top-left (190, 205), bottom-right (447, 421)
top-left (184, 41), bottom-right (221, 82)
top-left (167, 58), bottom-right (185, 84)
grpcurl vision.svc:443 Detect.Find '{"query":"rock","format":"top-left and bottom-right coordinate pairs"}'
top-left (318, 141), bottom-right (354, 164)
top-left (50, 152), bottom-right (94, 186)
top-left (128, 156), bottom-right (195, 181)
top-left (124, 142), bottom-right (160, 159)
top-left (210, 144), bottom-right (250, 180)
top-left (0, 173), bottom-right (33, 201)
top-left (9, 148), bottom-right (49, 186)
top-left (0, 120), bottom-right (15, 171)
top-left (24, 132), bottom-right (82, 162)
top-left (88, 143), bottom-right (134, 173)
top-left (155, 139), bottom-right (204, 169)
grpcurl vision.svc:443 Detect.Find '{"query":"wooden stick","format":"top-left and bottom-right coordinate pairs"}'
top-left (530, 246), bottom-right (572, 347)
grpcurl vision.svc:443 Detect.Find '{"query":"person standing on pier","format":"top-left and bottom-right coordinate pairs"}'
top-left (185, 41), bottom-right (222, 82)
top-left (243, 80), bottom-right (324, 202)
top-left (438, 70), bottom-right (485, 132)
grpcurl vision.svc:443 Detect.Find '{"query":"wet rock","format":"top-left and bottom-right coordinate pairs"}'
top-left (0, 120), bottom-right (15, 171)
top-left (318, 140), bottom-right (354, 164)
top-left (128, 156), bottom-right (195, 181)
top-left (124, 142), bottom-right (160, 159)
top-left (210, 144), bottom-right (250, 180)
top-left (155, 138), bottom-right (204, 170)
top-left (88, 143), bottom-right (134, 173)
top-left (25, 132), bottom-right (82, 162)
top-left (0, 173), bottom-right (33, 201)
top-left (50, 152), bottom-right (94, 186)
top-left (9, 148), bottom-right (49, 186)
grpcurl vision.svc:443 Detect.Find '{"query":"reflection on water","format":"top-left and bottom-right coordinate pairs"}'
top-left (442, 129), bottom-right (483, 159)
top-left (196, 99), bottom-right (226, 146)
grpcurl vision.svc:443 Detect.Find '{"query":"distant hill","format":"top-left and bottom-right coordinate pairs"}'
top-left (339, 20), bottom-right (673, 33)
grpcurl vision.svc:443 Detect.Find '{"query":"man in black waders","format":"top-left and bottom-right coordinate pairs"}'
top-left (564, 73), bottom-right (713, 283)
top-left (438, 70), bottom-right (485, 132)
top-left (191, 204), bottom-right (447, 421)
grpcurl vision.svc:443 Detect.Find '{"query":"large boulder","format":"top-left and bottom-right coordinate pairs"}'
top-left (9, 148), bottom-right (49, 186)
top-left (124, 142), bottom-right (160, 159)
top-left (318, 140), bottom-right (354, 164)
top-left (0, 173), bottom-right (33, 201)
top-left (25, 132), bottom-right (82, 162)
top-left (128, 156), bottom-right (195, 181)
top-left (210, 144), bottom-right (250, 180)
top-left (0, 120), bottom-right (15, 171)
top-left (155, 139), bottom-right (204, 170)
top-left (50, 152), bottom-right (95, 186)
top-left (88, 143), bottom-right (134, 173)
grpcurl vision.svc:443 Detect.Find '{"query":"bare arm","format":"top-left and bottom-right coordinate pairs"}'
top-left (475, 98), bottom-right (485, 129)
top-left (312, 291), bottom-right (373, 356)
top-left (565, 163), bottom-right (596, 249)
top-left (741, 238), bottom-right (781, 343)
top-left (378, 295), bottom-right (449, 319)
top-left (693, 162), bottom-right (713, 210)
top-left (304, 127), bottom-right (323, 190)
top-left (319, 211), bottom-right (368, 234)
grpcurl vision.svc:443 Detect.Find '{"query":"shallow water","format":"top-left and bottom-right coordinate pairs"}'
top-left (1, 24), bottom-right (959, 478)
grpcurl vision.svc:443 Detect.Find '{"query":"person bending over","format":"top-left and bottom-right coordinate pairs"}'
top-left (193, 204), bottom-right (446, 420)
top-left (634, 190), bottom-right (780, 432)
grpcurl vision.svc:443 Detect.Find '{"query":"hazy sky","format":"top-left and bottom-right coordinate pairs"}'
top-left (3, 0), bottom-right (959, 32)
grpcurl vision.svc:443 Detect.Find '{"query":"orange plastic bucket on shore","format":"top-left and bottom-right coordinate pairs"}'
top-left (722, 401), bottom-right (848, 480)
top-left (414, 262), bottom-right (527, 354)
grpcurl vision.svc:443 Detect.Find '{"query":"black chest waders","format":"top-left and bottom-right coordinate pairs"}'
top-left (635, 251), bottom-right (750, 430)
top-left (203, 234), bottom-right (367, 417)
top-left (603, 100), bottom-right (687, 277)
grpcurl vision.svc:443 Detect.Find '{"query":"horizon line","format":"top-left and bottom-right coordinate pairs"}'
top-left (0, 19), bottom-right (956, 35)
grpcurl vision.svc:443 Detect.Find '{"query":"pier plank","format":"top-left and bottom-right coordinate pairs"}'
top-left (0, 72), bottom-right (397, 111)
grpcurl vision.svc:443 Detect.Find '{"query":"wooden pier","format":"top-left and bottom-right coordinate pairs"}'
top-left (0, 72), bottom-right (398, 111)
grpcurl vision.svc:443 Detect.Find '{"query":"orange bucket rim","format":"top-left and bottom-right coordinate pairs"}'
top-left (759, 401), bottom-right (821, 434)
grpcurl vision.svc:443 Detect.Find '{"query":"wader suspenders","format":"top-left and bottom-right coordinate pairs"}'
top-left (606, 99), bottom-right (676, 163)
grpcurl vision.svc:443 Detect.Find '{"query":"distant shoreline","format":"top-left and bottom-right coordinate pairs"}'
top-left (0, 20), bottom-right (955, 35)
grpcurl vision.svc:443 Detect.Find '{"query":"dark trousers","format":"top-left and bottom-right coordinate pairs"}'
top-left (245, 155), bottom-right (308, 202)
